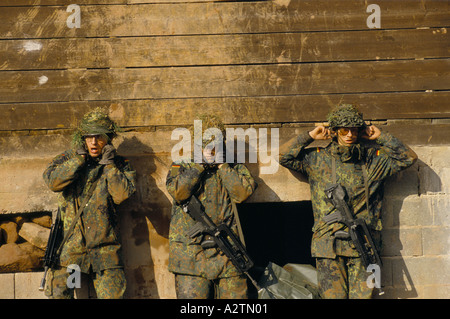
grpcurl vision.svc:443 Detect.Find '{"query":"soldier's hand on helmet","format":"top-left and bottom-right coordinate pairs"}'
top-left (361, 125), bottom-right (381, 140)
top-left (309, 126), bottom-right (332, 140)
top-left (99, 144), bottom-right (116, 165)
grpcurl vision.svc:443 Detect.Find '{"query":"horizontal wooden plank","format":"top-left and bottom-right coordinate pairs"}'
top-left (0, 1), bottom-right (448, 39)
top-left (0, 0), bottom-right (214, 6)
top-left (1, 28), bottom-right (448, 71)
top-left (1, 91), bottom-right (449, 130)
top-left (379, 123), bottom-right (450, 146)
top-left (0, 123), bottom-right (449, 168)
top-left (0, 0), bottom-right (126, 5)
top-left (0, 59), bottom-right (448, 103)
top-left (127, 0), bottom-right (217, 3)
top-left (281, 122), bottom-right (450, 146)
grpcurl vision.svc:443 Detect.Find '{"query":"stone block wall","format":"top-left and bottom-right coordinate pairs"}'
top-left (0, 128), bottom-right (448, 299)
top-left (379, 146), bottom-right (450, 298)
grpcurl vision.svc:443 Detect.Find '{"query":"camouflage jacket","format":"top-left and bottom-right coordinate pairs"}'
top-left (43, 149), bottom-right (136, 273)
top-left (279, 131), bottom-right (417, 259)
top-left (166, 162), bottom-right (257, 279)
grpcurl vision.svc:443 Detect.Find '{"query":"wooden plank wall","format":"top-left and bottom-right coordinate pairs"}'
top-left (0, 0), bottom-right (449, 145)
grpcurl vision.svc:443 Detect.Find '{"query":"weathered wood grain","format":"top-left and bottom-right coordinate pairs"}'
top-left (380, 123), bottom-right (450, 146)
top-left (1, 28), bottom-right (448, 71)
top-left (0, 0), bottom-right (448, 146)
top-left (0, 0), bottom-right (211, 5)
top-left (0, 59), bottom-right (447, 103)
top-left (0, 0), bottom-right (124, 5)
top-left (1, 91), bottom-right (449, 131)
top-left (0, 1), bottom-right (448, 39)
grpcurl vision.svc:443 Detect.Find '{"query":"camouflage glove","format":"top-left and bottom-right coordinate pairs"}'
top-left (76, 147), bottom-right (88, 157)
top-left (99, 144), bottom-right (116, 165)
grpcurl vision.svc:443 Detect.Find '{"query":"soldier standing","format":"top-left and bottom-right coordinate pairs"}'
top-left (166, 115), bottom-right (257, 299)
top-left (43, 108), bottom-right (136, 299)
top-left (279, 104), bottom-right (417, 298)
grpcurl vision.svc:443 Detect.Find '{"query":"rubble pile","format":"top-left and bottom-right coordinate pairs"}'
top-left (0, 213), bottom-right (51, 273)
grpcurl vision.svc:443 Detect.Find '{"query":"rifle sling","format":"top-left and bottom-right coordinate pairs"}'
top-left (55, 165), bottom-right (104, 257)
top-left (230, 199), bottom-right (246, 248)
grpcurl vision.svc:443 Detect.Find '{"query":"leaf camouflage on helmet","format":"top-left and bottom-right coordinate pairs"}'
top-left (72, 107), bottom-right (122, 149)
top-left (190, 113), bottom-right (226, 147)
top-left (327, 104), bottom-right (366, 130)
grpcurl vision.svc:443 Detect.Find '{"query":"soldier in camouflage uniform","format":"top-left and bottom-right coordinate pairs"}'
top-left (166, 115), bottom-right (257, 299)
top-left (43, 108), bottom-right (136, 299)
top-left (279, 105), bottom-right (417, 298)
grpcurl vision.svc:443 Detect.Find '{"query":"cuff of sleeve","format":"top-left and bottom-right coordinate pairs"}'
top-left (300, 130), bottom-right (315, 145)
top-left (217, 163), bottom-right (231, 175)
top-left (103, 163), bottom-right (116, 170)
top-left (72, 154), bottom-right (86, 166)
top-left (188, 162), bottom-right (205, 176)
top-left (218, 162), bottom-right (230, 169)
top-left (375, 131), bottom-right (392, 145)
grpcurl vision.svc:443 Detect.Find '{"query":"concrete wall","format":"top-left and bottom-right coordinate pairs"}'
top-left (1, 128), bottom-right (449, 299)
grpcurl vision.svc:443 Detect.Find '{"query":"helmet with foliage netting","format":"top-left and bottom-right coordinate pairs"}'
top-left (327, 104), bottom-right (366, 130)
top-left (72, 107), bottom-right (121, 149)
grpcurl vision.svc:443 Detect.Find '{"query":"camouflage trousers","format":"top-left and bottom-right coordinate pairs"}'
top-left (316, 257), bottom-right (374, 299)
top-left (175, 273), bottom-right (248, 299)
top-left (45, 266), bottom-right (126, 299)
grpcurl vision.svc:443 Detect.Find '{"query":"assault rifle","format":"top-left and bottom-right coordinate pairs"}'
top-left (183, 195), bottom-right (259, 288)
top-left (324, 184), bottom-right (382, 268)
top-left (323, 184), bottom-right (384, 294)
top-left (39, 209), bottom-right (63, 291)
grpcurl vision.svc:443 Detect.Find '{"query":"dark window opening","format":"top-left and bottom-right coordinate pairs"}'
top-left (237, 201), bottom-right (315, 270)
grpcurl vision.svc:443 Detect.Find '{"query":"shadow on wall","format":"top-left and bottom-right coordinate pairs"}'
top-left (381, 158), bottom-right (441, 299)
top-left (116, 136), bottom-right (172, 299)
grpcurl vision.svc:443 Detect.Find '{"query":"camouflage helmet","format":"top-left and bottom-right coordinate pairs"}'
top-left (327, 104), bottom-right (366, 130)
top-left (72, 107), bottom-right (121, 149)
top-left (192, 113), bottom-right (226, 147)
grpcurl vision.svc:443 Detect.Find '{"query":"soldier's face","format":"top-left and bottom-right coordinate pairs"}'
top-left (84, 135), bottom-right (108, 157)
top-left (337, 127), bottom-right (359, 146)
top-left (203, 145), bottom-right (216, 164)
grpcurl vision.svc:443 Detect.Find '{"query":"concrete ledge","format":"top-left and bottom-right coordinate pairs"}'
top-left (15, 272), bottom-right (47, 299)
top-left (0, 271), bottom-right (47, 299)
top-left (0, 273), bottom-right (14, 299)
